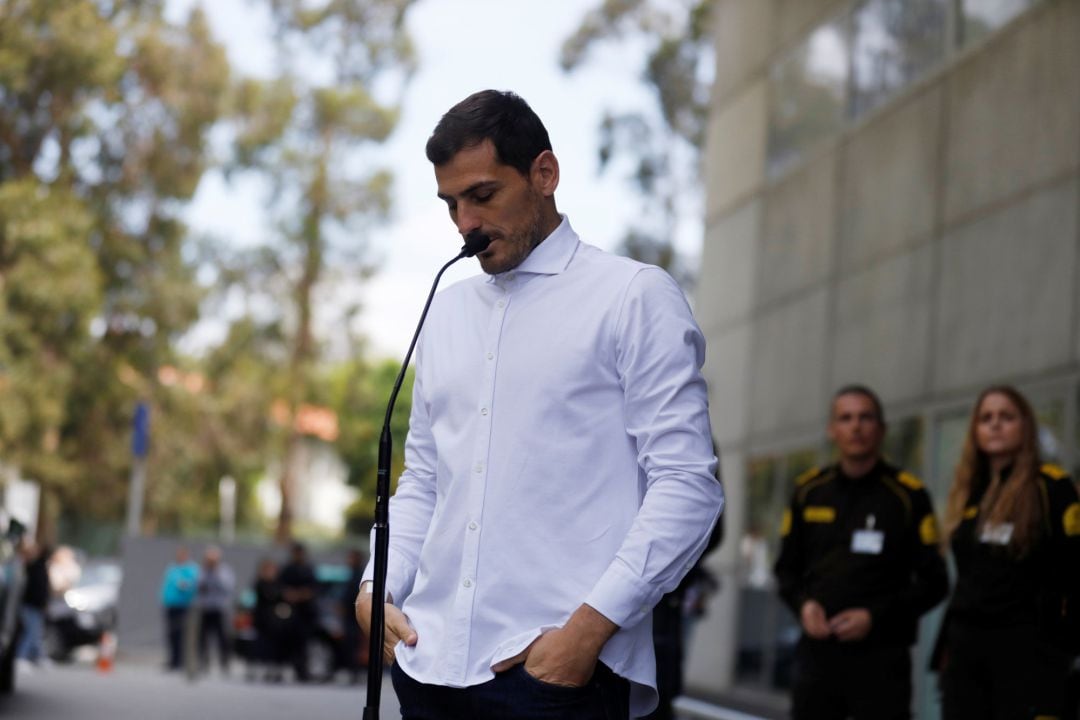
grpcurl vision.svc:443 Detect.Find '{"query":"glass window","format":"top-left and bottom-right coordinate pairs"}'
top-left (1032, 397), bottom-right (1065, 465)
top-left (883, 415), bottom-right (926, 476)
top-left (850, 0), bottom-right (948, 118)
top-left (961, 0), bottom-right (1037, 46)
top-left (737, 448), bottom-right (821, 691)
top-left (766, 18), bottom-right (850, 177)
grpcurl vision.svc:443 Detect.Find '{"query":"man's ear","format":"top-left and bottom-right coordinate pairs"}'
top-left (530, 150), bottom-right (559, 197)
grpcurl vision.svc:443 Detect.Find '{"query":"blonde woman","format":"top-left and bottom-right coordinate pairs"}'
top-left (938, 386), bottom-right (1080, 719)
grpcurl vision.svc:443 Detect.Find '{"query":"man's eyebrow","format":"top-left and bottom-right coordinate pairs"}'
top-left (437, 180), bottom-right (498, 201)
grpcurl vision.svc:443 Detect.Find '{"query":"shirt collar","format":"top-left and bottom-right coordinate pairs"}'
top-left (487, 215), bottom-right (578, 283)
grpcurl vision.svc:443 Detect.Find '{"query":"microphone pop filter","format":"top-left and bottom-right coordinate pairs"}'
top-left (462, 231), bottom-right (493, 258)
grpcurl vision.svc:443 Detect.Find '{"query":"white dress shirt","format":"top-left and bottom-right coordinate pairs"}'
top-left (364, 216), bottom-right (723, 716)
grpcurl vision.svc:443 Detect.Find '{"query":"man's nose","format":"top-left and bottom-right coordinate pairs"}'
top-left (454, 203), bottom-right (481, 235)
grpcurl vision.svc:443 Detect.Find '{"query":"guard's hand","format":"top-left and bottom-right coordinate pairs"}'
top-left (491, 604), bottom-right (617, 688)
top-left (354, 590), bottom-right (417, 664)
top-left (800, 599), bottom-right (831, 639)
top-left (829, 608), bottom-right (872, 642)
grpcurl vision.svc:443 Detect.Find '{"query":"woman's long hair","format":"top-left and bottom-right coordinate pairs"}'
top-left (944, 386), bottom-right (1043, 554)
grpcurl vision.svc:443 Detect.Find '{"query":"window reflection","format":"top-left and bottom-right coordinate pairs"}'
top-left (850, 0), bottom-right (947, 118)
top-left (767, 19), bottom-right (849, 177)
top-left (961, 0), bottom-right (1036, 45)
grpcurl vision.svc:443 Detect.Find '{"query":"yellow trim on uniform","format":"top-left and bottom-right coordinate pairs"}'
top-left (963, 506), bottom-right (978, 520)
top-left (1032, 715), bottom-right (1060, 720)
top-left (919, 514), bottom-right (940, 545)
top-left (1041, 463), bottom-right (1068, 480)
top-left (897, 471), bottom-right (924, 490)
top-left (1064, 503), bottom-right (1080, 537)
top-left (804, 506), bottom-right (836, 523)
top-left (795, 467), bottom-right (821, 487)
top-left (780, 509), bottom-right (792, 537)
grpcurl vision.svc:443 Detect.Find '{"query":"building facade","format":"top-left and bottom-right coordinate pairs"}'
top-left (690, 0), bottom-right (1079, 717)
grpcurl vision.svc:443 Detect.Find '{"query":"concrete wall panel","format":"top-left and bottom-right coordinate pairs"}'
top-left (712, 0), bottom-right (775, 104)
top-left (838, 86), bottom-right (942, 273)
top-left (749, 289), bottom-right (830, 435)
top-left (696, 199), bottom-right (761, 333)
top-left (944, 1), bottom-right (1080, 224)
top-left (705, 80), bottom-right (767, 220)
top-left (935, 177), bottom-right (1078, 392)
top-left (705, 322), bottom-right (753, 446)
top-left (831, 244), bottom-right (934, 403)
top-left (758, 152), bottom-right (836, 306)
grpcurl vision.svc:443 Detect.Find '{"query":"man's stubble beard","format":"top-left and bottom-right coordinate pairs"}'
top-left (483, 195), bottom-right (547, 275)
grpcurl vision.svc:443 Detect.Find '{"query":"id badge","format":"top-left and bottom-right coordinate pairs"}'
top-left (979, 522), bottom-right (1013, 545)
top-left (851, 514), bottom-right (884, 555)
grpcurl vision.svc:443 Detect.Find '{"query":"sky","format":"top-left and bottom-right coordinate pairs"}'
top-left (169, 0), bottom-right (703, 360)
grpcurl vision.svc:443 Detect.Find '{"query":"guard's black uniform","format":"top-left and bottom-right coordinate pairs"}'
top-left (938, 463), bottom-right (1080, 720)
top-left (774, 460), bottom-right (949, 720)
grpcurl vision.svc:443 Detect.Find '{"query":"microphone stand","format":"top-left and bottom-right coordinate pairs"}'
top-left (363, 233), bottom-right (490, 719)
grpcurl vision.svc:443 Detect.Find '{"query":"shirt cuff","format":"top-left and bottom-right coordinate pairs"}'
top-left (584, 558), bottom-right (660, 629)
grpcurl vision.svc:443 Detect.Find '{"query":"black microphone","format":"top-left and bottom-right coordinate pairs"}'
top-left (461, 230), bottom-right (493, 258)
top-left (363, 237), bottom-right (485, 719)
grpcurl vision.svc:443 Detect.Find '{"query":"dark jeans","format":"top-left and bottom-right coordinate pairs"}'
top-left (941, 621), bottom-right (1070, 720)
top-left (391, 661), bottom-right (630, 720)
top-left (198, 609), bottom-right (230, 670)
top-left (164, 607), bottom-right (188, 669)
top-left (792, 638), bottom-right (911, 720)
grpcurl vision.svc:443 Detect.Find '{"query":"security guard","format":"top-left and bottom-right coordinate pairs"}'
top-left (774, 385), bottom-right (949, 720)
top-left (936, 385), bottom-right (1080, 720)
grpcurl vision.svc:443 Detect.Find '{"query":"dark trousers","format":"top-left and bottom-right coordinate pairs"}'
top-left (941, 622), bottom-right (1070, 720)
top-left (198, 609), bottom-right (230, 670)
top-left (391, 661), bottom-right (631, 720)
top-left (164, 607), bottom-right (188, 669)
top-left (792, 638), bottom-right (911, 720)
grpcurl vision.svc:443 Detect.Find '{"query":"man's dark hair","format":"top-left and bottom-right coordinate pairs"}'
top-left (425, 90), bottom-right (552, 176)
top-left (831, 384), bottom-right (886, 425)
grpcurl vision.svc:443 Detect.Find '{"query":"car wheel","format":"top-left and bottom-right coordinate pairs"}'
top-left (44, 624), bottom-right (71, 663)
top-left (0, 638), bottom-right (15, 694)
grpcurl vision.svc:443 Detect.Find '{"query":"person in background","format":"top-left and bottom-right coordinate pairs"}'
top-left (341, 548), bottom-right (366, 683)
top-left (774, 385), bottom-right (948, 720)
top-left (160, 545), bottom-right (199, 671)
top-left (279, 542), bottom-right (317, 682)
top-left (16, 538), bottom-right (51, 667)
top-left (936, 385), bottom-right (1080, 720)
top-left (251, 557), bottom-right (285, 683)
top-left (197, 545), bottom-right (235, 675)
top-left (642, 515), bottom-right (723, 720)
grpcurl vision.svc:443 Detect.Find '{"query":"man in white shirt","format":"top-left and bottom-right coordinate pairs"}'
top-left (355, 89), bottom-right (724, 719)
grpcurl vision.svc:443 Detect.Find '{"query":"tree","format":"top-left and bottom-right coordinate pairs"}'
top-left (560, 0), bottom-right (713, 286)
top-left (213, 0), bottom-right (418, 541)
top-left (0, 1), bottom-right (229, 541)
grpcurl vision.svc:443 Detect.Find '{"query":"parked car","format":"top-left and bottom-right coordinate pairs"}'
top-left (0, 512), bottom-right (26, 694)
top-left (45, 558), bottom-right (122, 662)
top-left (233, 562), bottom-right (363, 682)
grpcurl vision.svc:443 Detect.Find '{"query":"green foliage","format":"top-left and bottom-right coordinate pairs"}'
top-left (0, 0), bottom-right (418, 545)
top-left (205, 0), bottom-right (417, 540)
top-left (561, 0), bottom-right (713, 287)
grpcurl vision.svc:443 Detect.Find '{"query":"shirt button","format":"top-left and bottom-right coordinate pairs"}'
top-left (480, 407), bottom-right (488, 416)
top-left (468, 521), bottom-right (478, 531)
top-left (486, 352), bottom-right (494, 360)
top-left (463, 578), bottom-right (473, 588)
top-left (474, 463), bottom-right (483, 473)
top-left (506, 273), bottom-right (515, 282)
top-left (496, 299), bottom-right (506, 308)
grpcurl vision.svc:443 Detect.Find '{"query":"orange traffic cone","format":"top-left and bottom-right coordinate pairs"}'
top-left (96, 631), bottom-right (116, 673)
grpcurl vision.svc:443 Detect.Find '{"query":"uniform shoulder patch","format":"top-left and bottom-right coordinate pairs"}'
top-left (795, 467), bottom-right (823, 487)
top-left (1064, 503), bottom-right (1080, 537)
top-left (919, 514), bottom-right (940, 545)
top-left (779, 509), bottom-right (792, 537)
top-left (896, 470), bottom-right (924, 491)
top-left (1040, 463), bottom-right (1069, 481)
